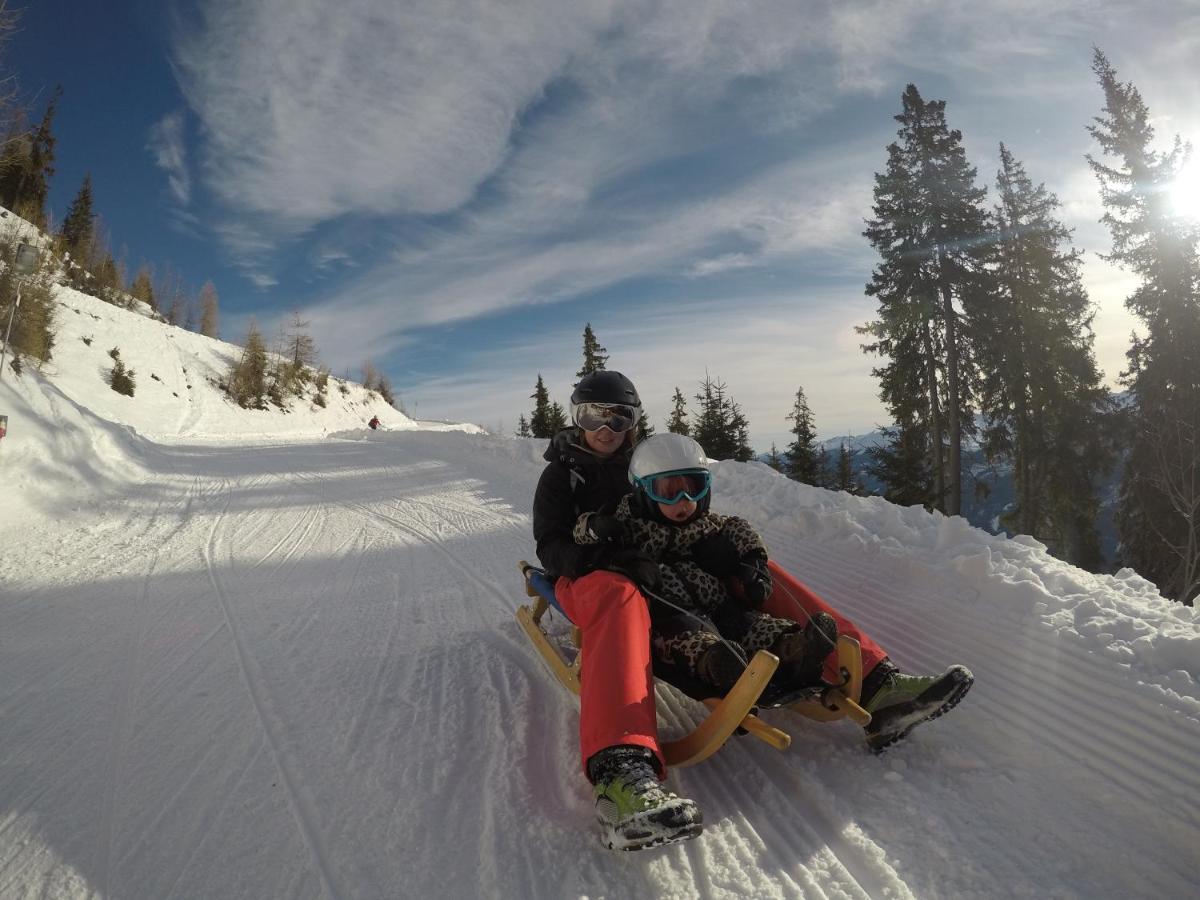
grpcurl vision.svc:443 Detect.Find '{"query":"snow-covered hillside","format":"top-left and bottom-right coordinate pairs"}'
top-left (0, 285), bottom-right (1197, 898)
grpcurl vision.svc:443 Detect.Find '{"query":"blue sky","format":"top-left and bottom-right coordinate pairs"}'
top-left (8, 1), bottom-right (1200, 448)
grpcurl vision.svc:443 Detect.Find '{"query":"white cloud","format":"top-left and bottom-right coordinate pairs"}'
top-left (147, 110), bottom-right (191, 204)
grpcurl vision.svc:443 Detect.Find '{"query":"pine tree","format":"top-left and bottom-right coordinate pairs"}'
top-left (59, 174), bottom-right (95, 262)
top-left (785, 386), bottom-right (823, 485)
top-left (693, 374), bottom-right (753, 461)
top-left (199, 281), bottom-right (219, 338)
top-left (766, 443), bottom-right (784, 472)
top-left (576, 323), bottom-right (608, 377)
top-left (834, 443), bottom-right (862, 494)
top-left (516, 414), bottom-right (532, 437)
top-left (637, 411), bottom-right (655, 442)
top-left (666, 387), bottom-right (690, 435)
top-left (529, 374), bottom-right (554, 438)
top-left (866, 423), bottom-right (934, 507)
top-left (1088, 49), bottom-right (1200, 603)
top-left (977, 143), bottom-right (1114, 568)
top-left (547, 401), bottom-right (568, 435)
top-left (0, 85), bottom-right (61, 226)
top-left (861, 84), bottom-right (991, 515)
top-left (227, 323), bottom-right (269, 408)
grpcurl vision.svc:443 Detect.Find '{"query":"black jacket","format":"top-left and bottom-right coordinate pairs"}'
top-left (532, 428), bottom-right (635, 578)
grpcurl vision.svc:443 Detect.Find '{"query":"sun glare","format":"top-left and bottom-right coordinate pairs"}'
top-left (1169, 152), bottom-right (1200, 220)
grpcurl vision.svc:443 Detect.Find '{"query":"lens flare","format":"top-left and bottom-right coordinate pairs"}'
top-left (1169, 154), bottom-right (1200, 220)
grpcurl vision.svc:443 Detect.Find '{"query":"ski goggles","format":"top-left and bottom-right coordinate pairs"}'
top-left (572, 402), bottom-right (638, 433)
top-left (635, 469), bottom-right (711, 505)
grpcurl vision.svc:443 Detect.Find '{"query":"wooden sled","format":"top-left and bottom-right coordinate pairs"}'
top-left (516, 561), bottom-right (870, 768)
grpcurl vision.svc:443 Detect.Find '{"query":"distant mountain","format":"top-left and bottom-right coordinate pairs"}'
top-left (780, 426), bottom-right (1123, 571)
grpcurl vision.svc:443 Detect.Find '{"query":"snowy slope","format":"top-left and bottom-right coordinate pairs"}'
top-left (0, 287), bottom-right (1198, 899)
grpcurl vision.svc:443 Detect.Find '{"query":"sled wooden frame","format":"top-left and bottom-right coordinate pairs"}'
top-left (516, 561), bottom-right (870, 768)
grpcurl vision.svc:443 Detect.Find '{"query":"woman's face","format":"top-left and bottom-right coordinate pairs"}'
top-left (582, 426), bottom-right (625, 458)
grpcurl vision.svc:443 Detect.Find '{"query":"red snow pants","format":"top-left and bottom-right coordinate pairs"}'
top-left (762, 561), bottom-right (889, 681)
top-left (553, 570), bottom-right (663, 778)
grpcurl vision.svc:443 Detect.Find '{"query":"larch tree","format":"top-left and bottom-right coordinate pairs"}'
top-left (130, 265), bottom-right (156, 310)
top-left (1088, 49), bottom-right (1200, 603)
top-left (199, 281), bottom-right (219, 339)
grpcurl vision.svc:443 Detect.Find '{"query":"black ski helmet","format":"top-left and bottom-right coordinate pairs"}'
top-left (570, 370), bottom-right (641, 408)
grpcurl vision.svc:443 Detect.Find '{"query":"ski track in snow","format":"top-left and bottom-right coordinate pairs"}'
top-left (0, 433), bottom-right (1197, 899)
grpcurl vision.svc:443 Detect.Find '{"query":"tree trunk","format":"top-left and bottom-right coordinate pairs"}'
top-left (920, 317), bottom-right (945, 510)
top-left (937, 258), bottom-right (962, 516)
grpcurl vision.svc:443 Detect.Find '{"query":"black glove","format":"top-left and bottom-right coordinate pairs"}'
top-left (689, 532), bottom-right (741, 577)
top-left (584, 513), bottom-right (624, 544)
top-left (738, 556), bottom-right (772, 609)
top-left (602, 548), bottom-right (662, 593)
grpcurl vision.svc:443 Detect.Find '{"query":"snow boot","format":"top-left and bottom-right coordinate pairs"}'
top-left (861, 661), bottom-right (974, 753)
top-left (695, 640), bottom-right (747, 696)
top-left (771, 612), bottom-right (838, 687)
top-left (588, 746), bottom-right (703, 851)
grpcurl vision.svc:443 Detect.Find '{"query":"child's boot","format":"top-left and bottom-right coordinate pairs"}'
top-left (694, 640), bottom-right (747, 695)
top-left (860, 659), bottom-right (974, 753)
top-left (587, 746), bottom-right (704, 851)
top-left (770, 612), bottom-right (838, 687)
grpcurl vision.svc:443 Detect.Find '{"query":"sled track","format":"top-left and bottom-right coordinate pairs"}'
top-left (201, 480), bottom-right (347, 900)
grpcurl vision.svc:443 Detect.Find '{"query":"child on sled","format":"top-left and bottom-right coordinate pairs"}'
top-left (573, 432), bottom-right (838, 698)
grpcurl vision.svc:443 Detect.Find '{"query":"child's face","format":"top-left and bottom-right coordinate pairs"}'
top-left (654, 475), bottom-right (699, 523)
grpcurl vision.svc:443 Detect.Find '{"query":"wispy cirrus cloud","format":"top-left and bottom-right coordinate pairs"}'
top-left (147, 110), bottom-right (191, 205)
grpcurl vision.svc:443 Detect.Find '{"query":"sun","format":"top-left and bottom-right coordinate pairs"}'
top-left (1168, 152), bottom-right (1200, 220)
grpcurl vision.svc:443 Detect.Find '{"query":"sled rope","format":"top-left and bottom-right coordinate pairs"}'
top-left (746, 560), bottom-right (840, 654)
top-left (638, 585), bottom-right (753, 667)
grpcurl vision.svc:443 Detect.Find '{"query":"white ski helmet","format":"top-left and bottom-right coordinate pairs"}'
top-left (629, 433), bottom-right (709, 484)
top-left (628, 433), bottom-right (714, 521)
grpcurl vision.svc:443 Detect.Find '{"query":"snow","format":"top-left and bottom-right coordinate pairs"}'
top-left (1, 281), bottom-right (1197, 899)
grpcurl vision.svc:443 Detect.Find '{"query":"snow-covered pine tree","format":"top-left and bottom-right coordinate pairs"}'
top-left (1089, 50), bottom-right (1200, 603)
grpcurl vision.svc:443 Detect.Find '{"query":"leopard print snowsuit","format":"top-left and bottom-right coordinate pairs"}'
top-left (574, 495), bottom-right (802, 683)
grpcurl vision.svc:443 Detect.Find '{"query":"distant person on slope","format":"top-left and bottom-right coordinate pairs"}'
top-left (573, 432), bottom-right (838, 698)
top-left (531, 371), bottom-right (973, 852)
top-left (368, 415), bottom-right (380, 430)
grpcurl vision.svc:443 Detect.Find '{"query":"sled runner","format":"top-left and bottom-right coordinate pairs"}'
top-left (516, 560), bottom-right (870, 767)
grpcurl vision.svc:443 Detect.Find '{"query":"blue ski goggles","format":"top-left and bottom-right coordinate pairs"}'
top-left (573, 402), bottom-right (638, 433)
top-left (634, 469), bottom-right (711, 505)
